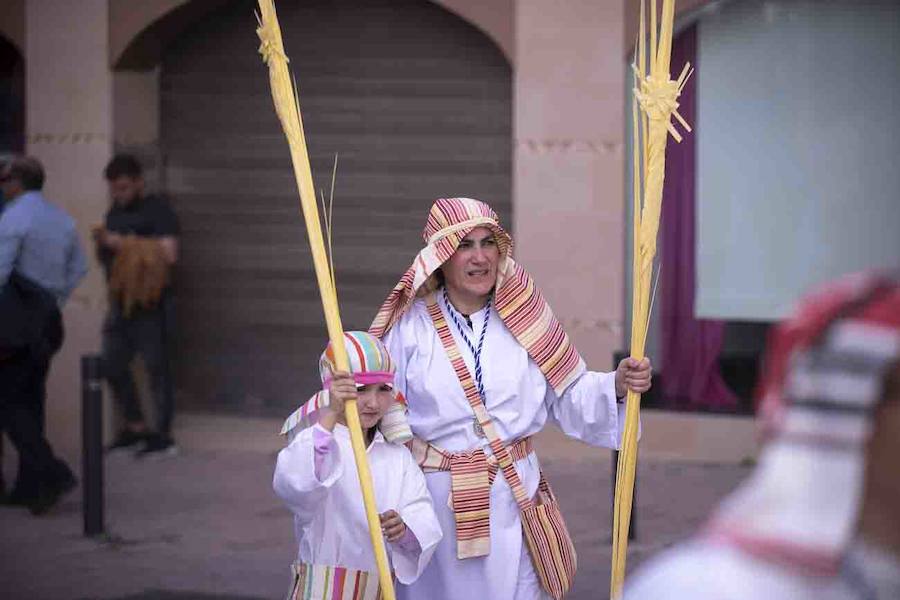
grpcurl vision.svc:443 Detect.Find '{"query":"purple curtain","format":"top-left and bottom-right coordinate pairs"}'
top-left (659, 24), bottom-right (738, 411)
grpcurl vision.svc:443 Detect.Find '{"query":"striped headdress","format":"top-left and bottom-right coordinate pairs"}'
top-left (280, 331), bottom-right (412, 444)
top-left (369, 198), bottom-right (585, 396)
top-left (706, 270), bottom-right (900, 575)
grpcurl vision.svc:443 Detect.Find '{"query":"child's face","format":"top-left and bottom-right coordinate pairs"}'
top-left (356, 383), bottom-right (394, 430)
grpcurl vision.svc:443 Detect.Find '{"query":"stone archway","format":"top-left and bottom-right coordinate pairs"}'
top-left (110, 0), bottom-right (513, 70)
top-left (150, 0), bottom-right (512, 413)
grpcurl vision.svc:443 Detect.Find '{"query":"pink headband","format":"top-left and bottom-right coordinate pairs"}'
top-left (321, 371), bottom-right (395, 390)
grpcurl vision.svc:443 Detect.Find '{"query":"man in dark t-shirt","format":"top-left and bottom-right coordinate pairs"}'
top-left (94, 154), bottom-right (180, 456)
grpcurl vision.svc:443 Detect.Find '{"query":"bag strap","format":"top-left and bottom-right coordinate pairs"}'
top-left (425, 293), bottom-right (534, 512)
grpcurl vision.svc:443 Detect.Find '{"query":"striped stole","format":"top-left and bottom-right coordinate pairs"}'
top-left (405, 436), bottom-right (534, 559)
top-left (425, 296), bottom-right (534, 551)
top-left (426, 294), bottom-right (577, 599)
top-left (287, 562), bottom-right (383, 600)
top-left (493, 259), bottom-right (585, 396)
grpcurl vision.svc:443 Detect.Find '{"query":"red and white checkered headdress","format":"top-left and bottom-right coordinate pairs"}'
top-left (708, 270), bottom-right (900, 575)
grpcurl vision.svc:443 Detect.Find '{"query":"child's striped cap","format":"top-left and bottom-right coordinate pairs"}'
top-left (319, 331), bottom-right (395, 387)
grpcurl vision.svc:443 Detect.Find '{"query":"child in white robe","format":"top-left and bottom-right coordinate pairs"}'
top-left (273, 331), bottom-right (442, 600)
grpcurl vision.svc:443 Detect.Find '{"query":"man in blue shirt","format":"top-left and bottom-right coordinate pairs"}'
top-left (0, 155), bottom-right (86, 513)
top-left (0, 158), bottom-right (87, 303)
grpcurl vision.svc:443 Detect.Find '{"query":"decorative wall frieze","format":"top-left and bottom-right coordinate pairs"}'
top-left (559, 318), bottom-right (623, 336)
top-left (26, 132), bottom-right (110, 144)
top-left (113, 136), bottom-right (160, 147)
top-left (515, 138), bottom-right (623, 155)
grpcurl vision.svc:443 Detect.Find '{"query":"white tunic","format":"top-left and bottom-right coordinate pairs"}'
top-left (624, 539), bottom-right (899, 600)
top-left (384, 296), bottom-right (624, 600)
top-left (273, 423), bottom-right (443, 585)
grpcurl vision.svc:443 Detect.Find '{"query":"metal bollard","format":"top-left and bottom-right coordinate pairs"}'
top-left (611, 450), bottom-right (637, 541)
top-left (81, 355), bottom-right (104, 537)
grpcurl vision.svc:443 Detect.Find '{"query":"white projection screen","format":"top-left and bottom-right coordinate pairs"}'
top-left (695, 0), bottom-right (900, 321)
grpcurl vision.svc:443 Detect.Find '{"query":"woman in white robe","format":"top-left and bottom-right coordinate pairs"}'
top-left (370, 198), bottom-right (652, 600)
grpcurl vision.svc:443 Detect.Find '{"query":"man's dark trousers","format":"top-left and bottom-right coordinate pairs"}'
top-left (102, 295), bottom-right (174, 437)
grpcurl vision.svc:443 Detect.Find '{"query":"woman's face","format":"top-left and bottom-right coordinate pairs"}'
top-left (356, 383), bottom-right (395, 430)
top-left (442, 227), bottom-right (500, 304)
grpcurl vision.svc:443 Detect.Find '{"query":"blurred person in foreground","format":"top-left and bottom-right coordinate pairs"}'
top-left (626, 270), bottom-right (900, 600)
top-left (0, 155), bottom-right (87, 513)
top-left (93, 154), bottom-right (180, 457)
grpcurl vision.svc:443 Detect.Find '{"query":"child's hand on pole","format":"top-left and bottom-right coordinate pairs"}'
top-left (320, 371), bottom-right (355, 431)
top-left (379, 510), bottom-right (407, 542)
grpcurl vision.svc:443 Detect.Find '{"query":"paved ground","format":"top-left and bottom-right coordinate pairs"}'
top-left (0, 414), bottom-right (751, 600)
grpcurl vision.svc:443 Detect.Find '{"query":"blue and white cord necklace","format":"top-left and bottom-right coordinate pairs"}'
top-left (443, 286), bottom-right (491, 437)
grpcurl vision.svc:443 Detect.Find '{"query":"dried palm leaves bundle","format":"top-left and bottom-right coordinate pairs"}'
top-left (109, 236), bottom-right (170, 318)
top-left (255, 2), bottom-right (396, 597)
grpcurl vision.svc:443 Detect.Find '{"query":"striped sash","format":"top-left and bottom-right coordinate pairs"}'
top-left (406, 436), bottom-right (534, 559)
top-left (286, 562), bottom-right (383, 600)
top-left (424, 296), bottom-right (534, 508)
top-left (425, 294), bottom-right (577, 599)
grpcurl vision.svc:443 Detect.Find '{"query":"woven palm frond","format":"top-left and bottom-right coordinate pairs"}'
top-left (611, 1), bottom-right (692, 598)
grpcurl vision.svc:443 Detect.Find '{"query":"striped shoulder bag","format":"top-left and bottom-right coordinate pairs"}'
top-left (426, 294), bottom-right (577, 599)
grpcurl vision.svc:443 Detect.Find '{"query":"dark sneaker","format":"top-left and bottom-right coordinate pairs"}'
top-left (4, 486), bottom-right (36, 507)
top-left (29, 468), bottom-right (77, 516)
top-left (136, 434), bottom-right (179, 459)
top-left (0, 484), bottom-right (16, 507)
top-left (6, 474), bottom-right (40, 506)
top-left (107, 429), bottom-right (148, 452)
